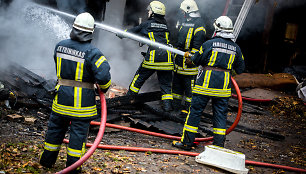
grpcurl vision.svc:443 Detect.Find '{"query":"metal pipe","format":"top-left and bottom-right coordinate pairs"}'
top-left (34, 4), bottom-right (185, 56)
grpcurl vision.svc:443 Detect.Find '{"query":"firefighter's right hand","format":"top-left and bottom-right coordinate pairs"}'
top-left (184, 52), bottom-right (193, 65)
top-left (184, 51), bottom-right (192, 58)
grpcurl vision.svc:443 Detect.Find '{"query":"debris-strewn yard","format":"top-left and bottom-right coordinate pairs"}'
top-left (0, 94), bottom-right (305, 174)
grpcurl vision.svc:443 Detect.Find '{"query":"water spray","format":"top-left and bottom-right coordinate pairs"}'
top-left (33, 4), bottom-right (186, 56)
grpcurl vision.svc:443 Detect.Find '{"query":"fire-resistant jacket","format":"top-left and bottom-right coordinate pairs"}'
top-left (52, 39), bottom-right (111, 120)
top-left (127, 15), bottom-right (173, 71)
top-left (191, 36), bottom-right (245, 97)
top-left (175, 17), bottom-right (206, 75)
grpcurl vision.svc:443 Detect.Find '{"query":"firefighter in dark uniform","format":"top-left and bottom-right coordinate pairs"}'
top-left (172, 0), bottom-right (206, 115)
top-left (40, 12), bottom-right (111, 173)
top-left (173, 16), bottom-right (245, 150)
top-left (124, 1), bottom-right (174, 111)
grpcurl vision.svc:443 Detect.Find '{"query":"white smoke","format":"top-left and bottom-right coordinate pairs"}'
top-left (0, 0), bottom-right (71, 79)
top-left (100, 0), bottom-right (151, 89)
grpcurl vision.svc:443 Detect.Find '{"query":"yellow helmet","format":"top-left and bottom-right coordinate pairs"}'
top-left (73, 12), bottom-right (95, 33)
top-left (148, 1), bottom-right (166, 16)
top-left (180, 0), bottom-right (199, 13)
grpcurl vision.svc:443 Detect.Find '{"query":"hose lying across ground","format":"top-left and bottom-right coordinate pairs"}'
top-left (59, 78), bottom-right (306, 173)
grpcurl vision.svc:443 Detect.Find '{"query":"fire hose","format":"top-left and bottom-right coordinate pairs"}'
top-left (33, 3), bottom-right (304, 173)
top-left (231, 93), bottom-right (272, 103)
top-left (56, 85), bottom-right (107, 174)
top-left (92, 77), bottom-right (242, 142)
top-left (58, 78), bottom-right (306, 173)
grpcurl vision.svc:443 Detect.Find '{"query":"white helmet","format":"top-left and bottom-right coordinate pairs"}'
top-left (73, 12), bottom-right (95, 33)
top-left (213, 16), bottom-right (233, 33)
top-left (147, 1), bottom-right (166, 16)
top-left (180, 0), bottom-right (199, 14)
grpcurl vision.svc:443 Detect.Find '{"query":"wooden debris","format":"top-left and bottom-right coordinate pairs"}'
top-left (6, 114), bottom-right (24, 122)
top-left (24, 117), bottom-right (37, 124)
top-left (234, 73), bottom-right (298, 90)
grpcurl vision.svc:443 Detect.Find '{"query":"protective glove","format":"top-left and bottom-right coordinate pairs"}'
top-left (184, 51), bottom-right (192, 58)
top-left (184, 52), bottom-right (193, 65)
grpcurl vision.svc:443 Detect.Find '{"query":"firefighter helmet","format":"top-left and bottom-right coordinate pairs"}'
top-left (147, 1), bottom-right (166, 16)
top-left (213, 16), bottom-right (233, 33)
top-left (180, 0), bottom-right (199, 14)
top-left (73, 12), bottom-right (95, 33)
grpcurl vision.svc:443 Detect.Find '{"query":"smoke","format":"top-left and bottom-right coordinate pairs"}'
top-left (55, 0), bottom-right (86, 14)
top-left (1, 0), bottom-right (304, 89)
top-left (0, 0), bottom-right (71, 79)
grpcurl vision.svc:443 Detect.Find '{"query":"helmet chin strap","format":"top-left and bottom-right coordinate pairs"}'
top-left (148, 9), bottom-right (153, 18)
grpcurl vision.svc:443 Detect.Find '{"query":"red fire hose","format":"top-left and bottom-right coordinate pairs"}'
top-left (59, 78), bottom-right (306, 173)
top-left (91, 77), bottom-right (242, 142)
top-left (231, 94), bottom-right (272, 102)
top-left (57, 85), bottom-right (107, 174)
top-left (81, 143), bottom-right (306, 173)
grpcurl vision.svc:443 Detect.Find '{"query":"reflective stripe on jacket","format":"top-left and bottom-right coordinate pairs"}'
top-left (191, 37), bottom-right (245, 97)
top-left (52, 39), bottom-right (111, 119)
top-left (175, 17), bottom-right (206, 75)
top-left (128, 16), bottom-right (173, 71)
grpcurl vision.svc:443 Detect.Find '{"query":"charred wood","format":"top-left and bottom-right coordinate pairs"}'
top-left (0, 89), bottom-right (10, 100)
top-left (106, 91), bottom-right (161, 108)
top-left (142, 103), bottom-right (214, 135)
top-left (228, 98), bottom-right (268, 115)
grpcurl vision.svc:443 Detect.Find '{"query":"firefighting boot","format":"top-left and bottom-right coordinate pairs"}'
top-left (213, 134), bottom-right (226, 147)
top-left (172, 141), bottom-right (192, 151)
top-left (172, 98), bottom-right (182, 111)
top-left (162, 99), bottom-right (173, 112)
top-left (179, 109), bottom-right (189, 119)
top-left (172, 130), bottom-right (197, 150)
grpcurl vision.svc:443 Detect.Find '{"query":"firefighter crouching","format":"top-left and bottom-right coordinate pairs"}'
top-left (172, 0), bottom-right (206, 116)
top-left (40, 12), bottom-right (111, 173)
top-left (122, 1), bottom-right (174, 111)
top-left (173, 16), bottom-right (245, 150)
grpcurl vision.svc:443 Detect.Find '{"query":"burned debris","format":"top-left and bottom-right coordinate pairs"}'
top-left (0, 62), bottom-right (292, 142)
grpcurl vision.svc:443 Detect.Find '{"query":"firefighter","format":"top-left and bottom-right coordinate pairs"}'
top-left (39, 12), bottom-right (111, 173)
top-left (172, 0), bottom-right (206, 116)
top-left (124, 1), bottom-right (174, 111)
top-left (172, 16), bottom-right (245, 150)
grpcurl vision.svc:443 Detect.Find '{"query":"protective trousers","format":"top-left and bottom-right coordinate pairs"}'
top-left (172, 73), bottom-right (195, 111)
top-left (40, 113), bottom-right (91, 172)
top-left (181, 94), bottom-right (229, 147)
top-left (127, 65), bottom-right (173, 110)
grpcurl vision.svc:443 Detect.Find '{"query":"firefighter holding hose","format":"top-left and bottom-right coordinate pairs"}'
top-left (172, 0), bottom-right (206, 116)
top-left (40, 12), bottom-right (111, 173)
top-left (173, 16), bottom-right (245, 150)
top-left (122, 1), bottom-right (174, 111)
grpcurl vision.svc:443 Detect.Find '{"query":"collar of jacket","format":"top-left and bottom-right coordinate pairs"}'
top-left (70, 28), bottom-right (93, 42)
top-left (149, 14), bottom-right (167, 25)
top-left (215, 31), bottom-right (235, 41)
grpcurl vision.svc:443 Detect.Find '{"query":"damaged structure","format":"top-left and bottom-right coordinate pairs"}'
top-left (0, 61), bottom-right (287, 141)
top-left (0, 0), bottom-right (305, 173)
top-left (0, 0), bottom-right (304, 149)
